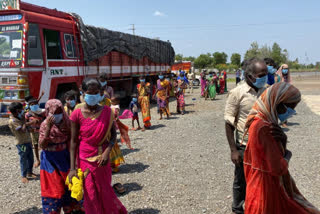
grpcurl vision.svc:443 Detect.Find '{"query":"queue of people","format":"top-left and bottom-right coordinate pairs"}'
top-left (8, 70), bottom-right (191, 214)
top-left (201, 69), bottom-right (228, 100)
top-left (225, 58), bottom-right (319, 214)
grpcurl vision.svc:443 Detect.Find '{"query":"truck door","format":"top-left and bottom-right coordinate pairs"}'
top-left (43, 29), bottom-right (63, 99)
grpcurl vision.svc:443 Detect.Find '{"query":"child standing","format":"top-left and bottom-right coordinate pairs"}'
top-left (129, 96), bottom-right (142, 131)
top-left (9, 102), bottom-right (37, 183)
top-left (25, 96), bottom-right (46, 168)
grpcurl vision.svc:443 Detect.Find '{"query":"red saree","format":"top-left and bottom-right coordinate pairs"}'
top-left (244, 118), bottom-right (319, 214)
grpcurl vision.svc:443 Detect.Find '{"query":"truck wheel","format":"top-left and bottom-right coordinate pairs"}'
top-left (193, 79), bottom-right (200, 86)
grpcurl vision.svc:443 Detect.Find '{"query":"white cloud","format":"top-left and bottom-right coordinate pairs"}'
top-left (153, 11), bottom-right (166, 17)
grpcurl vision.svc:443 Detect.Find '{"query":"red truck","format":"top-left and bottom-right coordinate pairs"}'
top-left (0, 0), bottom-right (175, 116)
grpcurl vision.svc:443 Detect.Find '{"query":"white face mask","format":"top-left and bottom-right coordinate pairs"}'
top-left (53, 113), bottom-right (63, 124)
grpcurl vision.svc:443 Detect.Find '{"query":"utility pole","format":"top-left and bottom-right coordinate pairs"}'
top-left (129, 24), bottom-right (135, 35)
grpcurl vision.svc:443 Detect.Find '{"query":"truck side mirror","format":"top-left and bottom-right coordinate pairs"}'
top-left (28, 36), bottom-right (37, 48)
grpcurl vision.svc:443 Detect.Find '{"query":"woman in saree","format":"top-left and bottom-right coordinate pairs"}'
top-left (137, 76), bottom-right (152, 129)
top-left (39, 99), bottom-right (83, 214)
top-left (176, 74), bottom-right (188, 115)
top-left (223, 70), bottom-right (228, 92)
top-left (243, 82), bottom-right (319, 214)
top-left (200, 70), bottom-right (207, 97)
top-left (68, 78), bottom-right (127, 214)
top-left (207, 73), bottom-right (217, 100)
top-left (154, 74), bottom-right (170, 120)
top-left (219, 71), bottom-right (225, 94)
top-left (277, 64), bottom-right (291, 127)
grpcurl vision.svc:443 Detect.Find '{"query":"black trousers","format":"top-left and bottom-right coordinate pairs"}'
top-left (232, 144), bottom-right (246, 214)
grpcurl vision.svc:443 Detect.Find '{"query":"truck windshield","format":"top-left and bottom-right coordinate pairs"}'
top-left (0, 25), bottom-right (22, 60)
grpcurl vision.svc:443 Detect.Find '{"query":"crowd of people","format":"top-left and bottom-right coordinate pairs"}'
top-left (7, 57), bottom-right (320, 214)
top-left (225, 57), bottom-right (319, 214)
top-left (200, 70), bottom-right (228, 100)
top-left (8, 70), bottom-right (191, 214)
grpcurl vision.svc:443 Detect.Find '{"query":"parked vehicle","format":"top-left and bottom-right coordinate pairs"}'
top-left (0, 0), bottom-right (175, 116)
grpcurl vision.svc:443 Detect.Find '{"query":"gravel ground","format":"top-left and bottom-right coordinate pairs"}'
top-left (0, 80), bottom-right (319, 214)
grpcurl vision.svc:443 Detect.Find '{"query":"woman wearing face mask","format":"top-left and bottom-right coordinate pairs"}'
top-left (68, 78), bottom-right (127, 214)
top-left (137, 76), bottom-right (151, 129)
top-left (154, 73), bottom-right (170, 120)
top-left (39, 99), bottom-right (83, 213)
top-left (99, 72), bottom-right (114, 99)
top-left (278, 64), bottom-right (291, 83)
top-left (243, 82), bottom-right (320, 214)
top-left (277, 64), bottom-right (292, 127)
top-left (64, 90), bottom-right (79, 117)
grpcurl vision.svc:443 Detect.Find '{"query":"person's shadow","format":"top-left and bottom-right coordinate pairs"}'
top-left (118, 162), bottom-right (149, 174)
top-left (129, 208), bottom-right (160, 214)
top-left (13, 207), bottom-right (42, 214)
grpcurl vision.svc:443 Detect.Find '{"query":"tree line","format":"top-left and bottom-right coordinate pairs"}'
top-left (175, 42), bottom-right (318, 71)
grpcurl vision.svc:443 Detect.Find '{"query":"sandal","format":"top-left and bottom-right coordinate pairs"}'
top-left (27, 173), bottom-right (38, 179)
top-left (113, 183), bottom-right (126, 194)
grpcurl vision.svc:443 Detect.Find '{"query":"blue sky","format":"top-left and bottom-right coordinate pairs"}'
top-left (24, 0), bottom-right (320, 64)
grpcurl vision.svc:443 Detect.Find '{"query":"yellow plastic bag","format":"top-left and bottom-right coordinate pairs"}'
top-left (65, 169), bottom-right (84, 201)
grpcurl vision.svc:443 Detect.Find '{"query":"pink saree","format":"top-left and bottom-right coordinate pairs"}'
top-left (70, 106), bottom-right (127, 214)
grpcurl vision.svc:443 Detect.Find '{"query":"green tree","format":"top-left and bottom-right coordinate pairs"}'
top-left (194, 54), bottom-right (213, 69)
top-left (175, 54), bottom-right (183, 61)
top-left (244, 42), bottom-right (259, 59)
top-left (183, 56), bottom-right (195, 62)
top-left (271, 43), bottom-right (283, 65)
top-left (212, 52), bottom-right (228, 65)
top-left (230, 53), bottom-right (241, 66)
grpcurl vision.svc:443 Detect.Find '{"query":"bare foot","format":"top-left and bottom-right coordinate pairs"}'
top-left (159, 117), bottom-right (163, 120)
top-left (27, 173), bottom-right (38, 179)
top-left (141, 128), bottom-right (145, 132)
top-left (131, 128), bottom-right (137, 131)
top-left (21, 177), bottom-right (29, 184)
top-left (34, 161), bottom-right (40, 168)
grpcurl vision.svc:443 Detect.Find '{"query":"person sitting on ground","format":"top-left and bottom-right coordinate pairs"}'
top-left (129, 95), bottom-right (142, 131)
top-left (243, 82), bottom-right (320, 214)
top-left (9, 102), bottom-right (37, 183)
top-left (24, 96), bottom-right (46, 168)
top-left (64, 90), bottom-right (79, 117)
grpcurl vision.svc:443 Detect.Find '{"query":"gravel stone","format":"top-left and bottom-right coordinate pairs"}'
top-left (0, 79), bottom-right (319, 214)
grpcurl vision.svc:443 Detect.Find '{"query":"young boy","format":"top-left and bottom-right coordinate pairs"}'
top-left (129, 95), bottom-right (142, 131)
top-left (8, 102), bottom-right (37, 183)
top-left (24, 96), bottom-right (46, 167)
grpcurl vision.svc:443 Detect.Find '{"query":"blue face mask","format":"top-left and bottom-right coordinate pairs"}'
top-left (252, 75), bottom-right (267, 89)
top-left (159, 75), bottom-right (164, 80)
top-left (67, 100), bottom-right (76, 108)
top-left (18, 110), bottom-right (24, 119)
top-left (30, 104), bottom-right (39, 112)
top-left (278, 106), bottom-right (296, 122)
top-left (282, 69), bottom-right (288, 74)
top-left (100, 81), bottom-right (107, 87)
top-left (140, 79), bottom-right (145, 83)
top-left (267, 66), bottom-right (276, 74)
top-left (85, 93), bottom-right (101, 106)
top-left (53, 113), bottom-right (63, 124)
top-left (132, 98), bottom-right (138, 102)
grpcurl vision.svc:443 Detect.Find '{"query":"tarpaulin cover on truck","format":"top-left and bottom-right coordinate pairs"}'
top-left (71, 13), bottom-right (175, 65)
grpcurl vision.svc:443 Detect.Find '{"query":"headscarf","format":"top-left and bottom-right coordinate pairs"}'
top-left (277, 64), bottom-right (291, 83)
top-left (244, 82), bottom-right (301, 132)
top-left (39, 99), bottom-right (71, 145)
